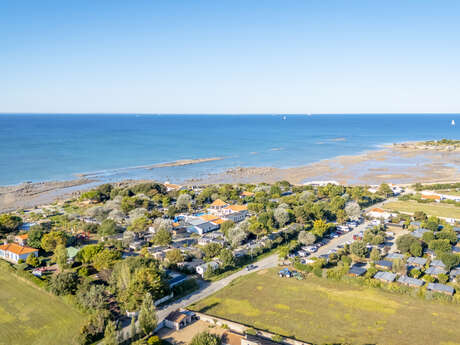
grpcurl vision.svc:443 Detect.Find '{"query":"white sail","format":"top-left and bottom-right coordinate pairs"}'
top-left (452, 120), bottom-right (456, 126)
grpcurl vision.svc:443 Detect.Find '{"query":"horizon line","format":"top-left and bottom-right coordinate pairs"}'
top-left (1, 112), bottom-right (460, 116)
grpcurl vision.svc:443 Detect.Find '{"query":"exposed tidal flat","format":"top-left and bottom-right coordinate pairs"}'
top-left (1, 114), bottom-right (459, 211)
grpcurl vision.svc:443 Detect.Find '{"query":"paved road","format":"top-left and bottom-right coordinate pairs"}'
top-left (156, 253), bottom-right (279, 321)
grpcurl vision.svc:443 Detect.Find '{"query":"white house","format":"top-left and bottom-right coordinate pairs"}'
top-left (196, 261), bottom-right (219, 277)
top-left (208, 202), bottom-right (248, 222)
top-left (0, 243), bottom-right (38, 264)
top-left (186, 218), bottom-right (219, 235)
top-left (367, 207), bottom-right (396, 220)
top-left (208, 199), bottom-right (230, 215)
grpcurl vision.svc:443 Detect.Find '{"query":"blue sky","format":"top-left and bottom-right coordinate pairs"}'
top-left (1, 1), bottom-right (459, 113)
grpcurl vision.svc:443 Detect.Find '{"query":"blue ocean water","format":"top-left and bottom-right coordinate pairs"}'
top-left (0, 114), bottom-right (458, 186)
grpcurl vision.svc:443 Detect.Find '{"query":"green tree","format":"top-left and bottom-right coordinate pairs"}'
top-left (219, 249), bottom-right (235, 269)
top-left (438, 252), bottom-right (460, 270)
top-left (298, 231), bottom-right (316, 245)
top-left (248, 221), bottom-right (267, 239)
top-left (165, 249), bottom-right (183, 265)
top-left (27, 226), bottom-right (43, 248)
top-left (274, 207), bottom-right (290, 228)
top-left (202, 243), bottom-right (222, 259)
top-left (93, 249), bottom-right (122, 270)
top-left (176, 194), bottom-right (192, 211)
top-left (53, 244), bottom-right (68, 271)
top-left (350, 240), bottom-right (367, 258)
top-left (147, 335), bottom-right (162, 345)
top-left (438, 273), bottom-right (449, 284)
top-left (428, 239), bottom-right (451, 254)
top-left (396, 234), bottom-right (418, 253)
top-left (409, 241), bottom-right (423, 257)
top-left (77, 244), bottom-right (104, 264)
top-left (410, 268), bottom-right (421, 278)
top-left (26, 254), bottom-right (40, 267)
top-left (370, 247), bottom-right (381, 262)
top-left (49, 271), bottom-right (79, 295)
top-left (413, 211), bottom-right (428, 222)
top-left (436, 229), bottom-right (457, 244)
top-left (278, 245), bottom-right (290, 260)
top-left (102, 320), bottom-right (118, 345)
top-left (99, 219), bottom-right (117, 237)
top-left (422, 231), bottom-right (435, 244)
top-left (190, 332), bottom-right (222, 345)
top-left (76, 283), bottom-right (106, 310)
top-left (220, 220), bottom-right (235, 237)
top-left (130, 316), bottom-right (137, 341)
top-left (378, 183), bottom-right (393, 197)
top-left (152, 228), bottom-right (172, 245)
top-left (41, 231), bottom-right (66, 252)
top-left (128, 216), bottom-right (150, 233)
top-left (0, 214), bottom-right (23, 234)
top-left (312, 219), bottom-right (329, 238)
top-left (138, 293), bottom-right (157, 336)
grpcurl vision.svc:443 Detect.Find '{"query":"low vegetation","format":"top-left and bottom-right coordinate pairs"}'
top-left (190, 269), bottom-right (460, 345)
top-left (0, 265), bottom-right (85, 345)
top-left (384, 200), bottom-right (460, 219)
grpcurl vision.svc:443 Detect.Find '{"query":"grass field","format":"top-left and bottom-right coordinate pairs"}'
top-left (190, 269), bottom-right (460, 345)
top-left (384, 200), bottom-right (460, 219)
top-left (0, 270), bottom-right (85, 345)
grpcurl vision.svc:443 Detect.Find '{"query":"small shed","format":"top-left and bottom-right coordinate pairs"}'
top-left (385, 253), bottom-right (404, 261)
top-left (407, 256), bottom-right (427, 267)
top-left (427, 283), bottom-right (455, 296)
top-left (164, 310), bottom-right (194, 330)
top-left (397, 275), bottom-right (424, 288)
top-left (374, 271), bottom-right (397, 283)
top-left (375, 260), bottom-right (393, 271)
top-left (349, 265), bottom-right (367, 277)
top-left (425, 266), bottom-right (447, 277)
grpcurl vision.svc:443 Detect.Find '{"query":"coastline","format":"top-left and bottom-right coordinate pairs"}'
top-left (1, 141), bottom-right (460, 212)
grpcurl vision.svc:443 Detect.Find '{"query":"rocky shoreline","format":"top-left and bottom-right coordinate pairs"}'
top-left (2, 141), bottom-right (460, 213)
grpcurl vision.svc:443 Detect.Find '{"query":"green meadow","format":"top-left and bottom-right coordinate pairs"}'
top-left (190, 269), bottom-right (460, 345)
top-left (384, 200), bottom-right (460, 219)
top-left (0, 269), bottom-right (85, 345)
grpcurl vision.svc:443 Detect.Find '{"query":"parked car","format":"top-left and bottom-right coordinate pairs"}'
top-left (246, 264), bottom-right (257, 271)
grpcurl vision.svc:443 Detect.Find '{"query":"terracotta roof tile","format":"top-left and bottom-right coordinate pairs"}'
top-left (0, 243), bottom-right (38, 255)
top-left (210, 199), bottom-right (228, 207)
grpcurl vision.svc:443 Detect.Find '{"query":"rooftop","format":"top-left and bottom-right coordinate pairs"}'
top-left (210, 199), bottom-right (228, 207)
top-left (0, 243), bottom-right (38, 255)
top-left (374, 271), bottom-right (397, 282)
top-left (397, 275), bottom-right (424, 287)
top-left (427, 283), bottom-right (454, 294)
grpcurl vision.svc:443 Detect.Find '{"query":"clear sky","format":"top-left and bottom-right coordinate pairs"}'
top-left (1, 1), bottom-right (459, 114)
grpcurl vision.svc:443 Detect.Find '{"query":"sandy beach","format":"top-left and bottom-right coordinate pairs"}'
top-left (1, 143), bottom-right (460, 212)
top-left (187, 145), bottom-right (460, 186)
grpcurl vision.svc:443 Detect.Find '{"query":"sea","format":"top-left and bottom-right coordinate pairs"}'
top-left (0, 114), bottom-right (459, 186)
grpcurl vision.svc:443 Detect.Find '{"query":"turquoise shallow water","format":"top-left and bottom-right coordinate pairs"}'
top-left (0, 114), bottom-right (458, 186)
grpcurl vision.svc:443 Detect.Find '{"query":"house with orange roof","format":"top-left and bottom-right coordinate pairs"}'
top-left (208, 199), bottom-right (229, 215)
top-left (367, 207), bottom-right (396, 220)
top-left (240, 191), bottom-right (255, 198)
top-left (0, 242), bottom-right (38, 264)
top-left (421, 194), bottom-right (442, 202)
top-left (199, 214), bottom-right (226, 226)
top-left (15, 234), bottom-right (28, 246)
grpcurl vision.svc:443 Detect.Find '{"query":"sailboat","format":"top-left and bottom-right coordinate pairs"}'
top-left (452, 120), bottom-right (456, 126)
top-left (282, 116), bottom-right (287, 120)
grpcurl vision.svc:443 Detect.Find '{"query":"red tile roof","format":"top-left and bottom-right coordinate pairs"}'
top-left (0, 243), bottom-right (38, 255)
